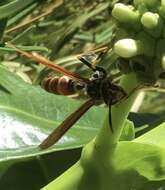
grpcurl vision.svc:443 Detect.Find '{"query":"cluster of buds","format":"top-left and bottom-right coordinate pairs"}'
top-left (112, 0), bottom-right (165, 83)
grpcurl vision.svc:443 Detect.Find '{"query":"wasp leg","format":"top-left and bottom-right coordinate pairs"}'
top-left (108, 104), bottom-right (114, 132)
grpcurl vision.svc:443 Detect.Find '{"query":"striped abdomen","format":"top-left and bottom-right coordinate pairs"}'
top-left (41, 76), bottom-right (76, 95)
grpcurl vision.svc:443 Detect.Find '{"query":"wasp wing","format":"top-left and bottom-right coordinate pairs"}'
top-left (77, 46), bottom-right (108, 71)
top-left (6, 42), bottom-right (89, 83)
top-left (39, 99), bottom-right (95, 149)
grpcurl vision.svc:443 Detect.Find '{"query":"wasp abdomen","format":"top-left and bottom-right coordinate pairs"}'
top-left (41, 76), bottom-right (75, 95)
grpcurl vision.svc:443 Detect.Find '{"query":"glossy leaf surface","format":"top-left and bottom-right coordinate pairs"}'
top-left (0, 65), bottom-right (106, 162)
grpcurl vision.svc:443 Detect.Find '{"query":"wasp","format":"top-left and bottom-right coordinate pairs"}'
top-left (40, 47), bottom-right (107, 95)
top-left (6, 43), bottom-right (127, 149)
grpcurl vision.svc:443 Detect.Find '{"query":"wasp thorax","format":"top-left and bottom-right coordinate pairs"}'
top-left (91, 70), bottom-right (106, 80)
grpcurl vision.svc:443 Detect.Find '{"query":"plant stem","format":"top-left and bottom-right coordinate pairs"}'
top-left (42, 73), bottom-right (140, 190)
top-left (94, 73), bottom-right (139, 152)
top-left (41, 161), bottom-right (83, 190)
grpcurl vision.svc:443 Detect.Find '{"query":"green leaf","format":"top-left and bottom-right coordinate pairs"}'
top-left (44, 118), bottom-right (165, 190)
top-left (10, 25), bottom-right (36, 43)
top-left (0, 64), bottom-right (138, 164)
top-left (134, 122), bottom-right (165, 148)
top-left (7, 2), bottom-right (38, 27)
top-left (120, 119), bottom-right (135, 141)
top-left (0, 18), bottom-right (7, 42)
top-left (112, 141), bottom-right (165, 190)
top-left (42, 141), bottom-right (165, 190)
top-left (0, 65), bottom-right (107, 162)
top-left (49, 2), bottom-right (110, 57)
top-left (111, 123), bottom-right (165, 189)
top-left (0, 45), bottom-right (49, 53)
top-left (0, 0), bottom-right (37, 19)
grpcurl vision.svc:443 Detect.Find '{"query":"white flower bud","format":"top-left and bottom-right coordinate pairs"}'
top-left (141, 12), bottom-right (159, 29)
top-left (114, 39), bottom-right (141, 58)
top-left (112, 3), bottom-right (139, 23)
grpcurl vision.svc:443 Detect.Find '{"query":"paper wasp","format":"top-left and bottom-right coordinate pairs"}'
top-left (6, 43), bottom-right (127, 149)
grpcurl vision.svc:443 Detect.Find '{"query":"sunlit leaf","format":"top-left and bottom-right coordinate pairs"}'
top-left (0, 65), bottom-right (107, 162)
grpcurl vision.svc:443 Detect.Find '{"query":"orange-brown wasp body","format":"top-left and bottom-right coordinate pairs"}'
top-left (7, 43), bottom-right (127, 149)
top-left (41, 76), bottom-right (84, 95)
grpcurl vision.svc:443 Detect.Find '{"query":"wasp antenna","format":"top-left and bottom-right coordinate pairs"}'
top-left (6, 42), bottom-right (34, 59)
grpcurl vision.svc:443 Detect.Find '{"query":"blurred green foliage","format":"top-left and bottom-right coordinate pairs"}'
top-left (0, 1), bottom-right (123, 189)
top-left (0, 0), bottom-right (165, 189)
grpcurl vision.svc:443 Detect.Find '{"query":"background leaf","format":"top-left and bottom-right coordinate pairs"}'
top-left (0, 65), bottom-right (107, 162)
top-left (1, 0), bottom-right (165, 189)
top-left (109, 122), bottom-right (165, 189)
top-left (134, 122), bottom-right (165, 148)
top-left (119, 120), bottom-right (135, 141)
top-left (0, 0), bottom-right (37, 20)
top-left (111, 141), bottom-right (165, 190)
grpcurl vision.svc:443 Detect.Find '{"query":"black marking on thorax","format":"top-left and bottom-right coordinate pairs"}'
top-left (86, 76), bottom-right (127, 105)
top-left (86, 70), bottom-right (106, 102)
top-left (101, 80), bottom-right (127, 105)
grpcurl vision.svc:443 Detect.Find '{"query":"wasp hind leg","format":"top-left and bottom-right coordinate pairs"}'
top-left (108, 105), bottom-right (114, 132)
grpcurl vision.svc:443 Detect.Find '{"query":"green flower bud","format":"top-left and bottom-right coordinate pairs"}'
top-left (114, 39), bottom-right (141, 58)
top-left (112, 3), bottom-right (139, 24)
top-left (141, 12), bottom-right (159, 29)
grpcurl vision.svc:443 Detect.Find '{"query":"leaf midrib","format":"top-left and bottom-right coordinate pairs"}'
top-left (0, 105), bottom-right (99, 131)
